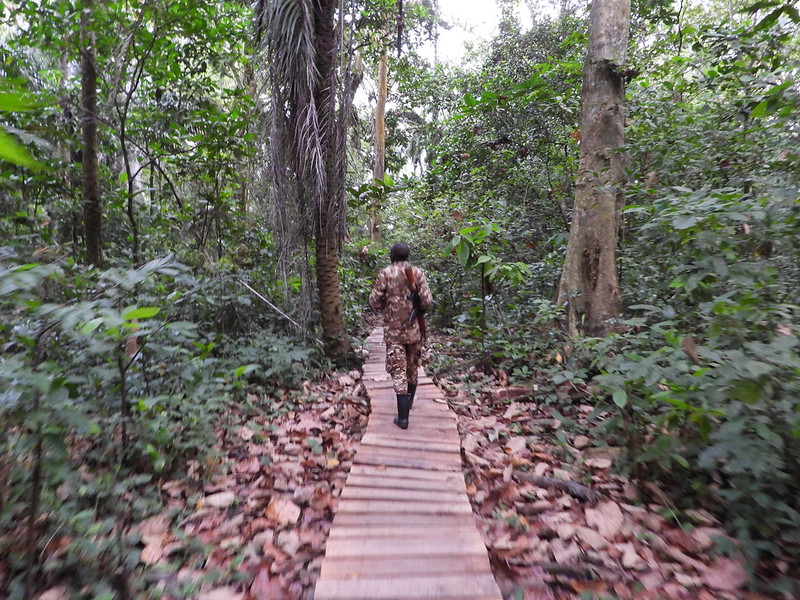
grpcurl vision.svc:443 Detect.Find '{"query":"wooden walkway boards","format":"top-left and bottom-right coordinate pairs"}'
top-left (314, 328), bottom-right (502, 600)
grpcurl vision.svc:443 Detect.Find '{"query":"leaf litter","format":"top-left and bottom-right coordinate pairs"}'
top-left (434, 352), bottom-right (776, 600)
top-left (121, 332), bottom-right (789, 600)
top-left (126, 370), bottom-right (368, 600)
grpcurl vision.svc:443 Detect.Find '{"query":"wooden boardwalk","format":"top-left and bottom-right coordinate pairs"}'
top-left (314, 328), bottom-right (503, 600)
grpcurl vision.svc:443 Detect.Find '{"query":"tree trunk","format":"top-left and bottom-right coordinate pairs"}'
top-left (119, 122), bottom-right (140, 264)
top-left (313, 0), bottom-right (353, 364)
top-left (369, 51), bottom-right (388, 243)
top-left (556, 0), bottom-right (629, 335)
top-left (81, 0), bottom-right (102, 268)
top-left (315, 213), bottom-right (351, 361)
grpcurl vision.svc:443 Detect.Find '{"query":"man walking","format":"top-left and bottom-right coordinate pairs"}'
top-left (368, 243), bottom-right (433, 429)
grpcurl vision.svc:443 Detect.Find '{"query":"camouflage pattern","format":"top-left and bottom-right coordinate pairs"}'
top-left (369, 261), bottom-right (433, 392)
top-left (386, 341), bottom-right (422, 392)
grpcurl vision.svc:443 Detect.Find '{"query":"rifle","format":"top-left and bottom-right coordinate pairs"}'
top-left (404, 266), bottom-right (427, 339)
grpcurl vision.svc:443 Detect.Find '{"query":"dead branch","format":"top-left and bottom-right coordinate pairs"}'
top-left (236, 278), bottom-right (323, 347)
top-left (513, 470), bottom-right (599, 503)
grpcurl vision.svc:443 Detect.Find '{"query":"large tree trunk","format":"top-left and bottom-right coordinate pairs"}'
top-left (313, 0), bottom-right (353, 363)
top-left (81, 0), bottom-right (102, 268)
top-left (369, 51), bottom-right (388, 243)
top-left (556, 0), bottom-right (630, 335)
top-left (315, 211), bottom-right (351, 361)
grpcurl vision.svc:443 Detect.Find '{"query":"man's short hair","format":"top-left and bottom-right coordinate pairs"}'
top-left (390, 243), bottom-right (410, 262)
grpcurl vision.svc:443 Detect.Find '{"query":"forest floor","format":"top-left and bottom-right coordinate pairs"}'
top-left (429, 335), bottom-right (776, 600)
top-left (33, 331), bottom-right (790, 600)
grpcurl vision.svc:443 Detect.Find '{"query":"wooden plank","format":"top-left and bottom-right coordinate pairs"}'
top-left (360, 434), bottom-right (460, 453)
top-left (363, 429), bottom-right (459, 442)
top-left (322, 535), bottom-right (486, 558)
top-left (368, 409), bottom-right (453, 421)
top-left (367, 416), bottom-right (456, 429)
top-left (369, 404), bottom-right (451, 417)
top-left (353, 453), bottom-right (461, 472)
top-left (354, 448), bottom-right (461, 468)
top-left (340, 486), bottom-right (467, 503)
top-left (343, 474), bottom-right (466, 493)
top-left (360, 433), bottom-right (458, 449)
top-left (363, 424), bottom-right (459, 439)
top-left (327, 524), bottom-right (476, 540)
top-left (370, 406), bottom-right (456, 429)
top-left (319, 554), bottom-right (491, 579)
top-left (367, 381), bottom-right (396, 389)
top-left (347, 464), bottom-right (464, 482)
top-left (367, 404), bottom-right (453, 416)
top-left (314, 574), bottom-right (501, 600)
top-left (355, 444), bottom-right (461, 465)
top-left (368, 397), bottom-right (449, 409)
top-left (335, 499), bottom-right (472, 515)
top-left (361, 432), bottom-right (460, 446)
top-left (331, 512), bottom-right (473, 528)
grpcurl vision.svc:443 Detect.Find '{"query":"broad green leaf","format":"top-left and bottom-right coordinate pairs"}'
top-left (671, 454), bottom-right (690, 469)
top-left (755, 421), bottom-right (782, 446)
top-left (81, 317), bottom-right (105, 334)
top-left (456, 241), bottom-right (470, 267)
top-left (0, 127), bottom-right (42, 171)
top-left (122, 306), bottom-right (161, 320)
top-left (728, 379), bottom-right (762, 404)
top-left (0, 91), bottom-right (35, 112)
top-left (672, 214), bottom-right (699, 230)
top-left (612, 388), bottom-right (628, 408)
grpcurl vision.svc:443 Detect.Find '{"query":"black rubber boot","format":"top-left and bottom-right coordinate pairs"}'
top-left (407, 382), bottom-right (418, 410)
top-left (393, 393), bottom-right (411, 430)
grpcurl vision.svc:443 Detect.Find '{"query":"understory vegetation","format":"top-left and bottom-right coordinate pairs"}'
top-left (1, 0), bottom-right (798, 598)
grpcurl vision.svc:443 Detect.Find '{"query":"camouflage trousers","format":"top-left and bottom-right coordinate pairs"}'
top-left (385, 341), bottom-right (422, 393)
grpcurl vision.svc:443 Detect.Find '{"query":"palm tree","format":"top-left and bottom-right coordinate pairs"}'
top-left (261, 0), bottom-right (353, 363)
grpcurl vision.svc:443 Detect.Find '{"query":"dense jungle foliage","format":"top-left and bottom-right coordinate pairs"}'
top-left (1, 0), bottom-right (798, 597)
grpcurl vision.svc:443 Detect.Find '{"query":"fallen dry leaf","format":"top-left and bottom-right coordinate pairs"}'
top-left (620, 543), bottom-right (645, 570)
top-left (701, 557), bottom-right (748, 590)
top-left (134, 512), bottom-right (172, 545)
top-left (197, 587), bottom-right (244, 600)
top-left (585, 501), bottom-right (624, 540)
top-left (691, 527), bottom-right (726, 551)
top-left (575, 526), bottom-right (607, 550)
top-left (266, 496), bottom-right (301, 527)
top-left (685, 508), bottom-right (719, 526)
top-left (277, 529), bottom-right (301, 555)
top-left (161, 480), bottom-right (188, 498)
top-left (36, 587), bottom-right (69, 600)
top-left (550, 538), bottom-right (581, 564)
top-left (572, 435), bottom-right (590, 450)
top-left (504, 436), bottom-right (527, 455)
top-left (203, 491), bottom-right (236, 509)
top-left (140, 541), bottom-right (164, 565)
top-left (250, 567), bottom-right (288, 600)
top-left (232, 456), bottom-right (261, 475)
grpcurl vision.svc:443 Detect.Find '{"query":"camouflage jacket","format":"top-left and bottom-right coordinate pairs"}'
top-left (368, 261), bottom-right (433, 345)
